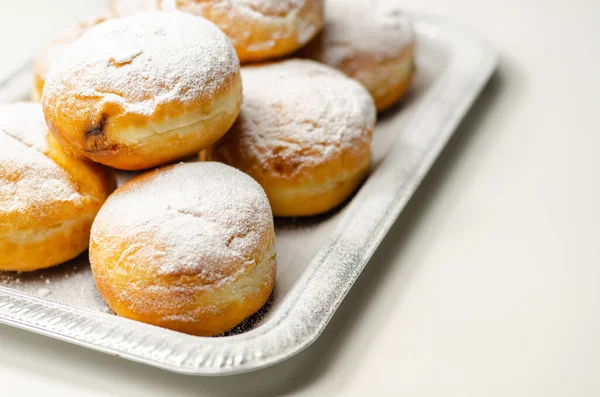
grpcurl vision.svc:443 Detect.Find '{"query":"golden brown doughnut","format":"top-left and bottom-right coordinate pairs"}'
top-left (110, 0), bottom-right (325, 63)
top-left (42, 11), bottom-right (242, 171)
top-left (32, 16), bottom-right (107, 103)
top-left (90, 162), bottom-right (276, 336)
top-left (0, 103), bottom-right (114, 272)
top-left (302, 0), bottom-right (416, 112)
top-left (205, 59), bottom-right (376, 217)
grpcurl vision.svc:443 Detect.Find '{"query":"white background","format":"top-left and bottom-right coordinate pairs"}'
top-left (1, 0), bottom-right (599, 395)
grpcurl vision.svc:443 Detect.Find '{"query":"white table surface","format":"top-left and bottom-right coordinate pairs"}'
top-left (1, 0), bottom-right (599, 395)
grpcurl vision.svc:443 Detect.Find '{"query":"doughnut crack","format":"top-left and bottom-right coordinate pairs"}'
top-left (85, 114), bottom-right (108, 137)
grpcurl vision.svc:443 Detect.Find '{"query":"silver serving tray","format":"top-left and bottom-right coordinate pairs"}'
top-left (0, 15), bottom-right (496, 376)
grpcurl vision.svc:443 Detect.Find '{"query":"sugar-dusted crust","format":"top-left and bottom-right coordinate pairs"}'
top-left (89, 163), bottom-right (276, 336)
top-left (206, 60), bottom-right (376, 217)
top-left (111, 0), bottom-right (325, 63)
top-left (301, 0), bottom-right (416, 112)
top-left (43, 12), bottom-right (242, 170)
top-left (0, 103), bottom-right (115, 272)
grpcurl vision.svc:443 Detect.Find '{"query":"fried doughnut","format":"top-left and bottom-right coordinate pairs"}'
top-left (0, 103), bottom-right (114, 272)
top-left (302, 0), bottom-right (416, 112)
top-left (110, 0), bottom-right (325, 63)
top-left (32, 17), bottom-right (107, 103)
top-left (90, 162), bottom-right (276, 336)
top-left (205, 59), bottom-right (376, 217)
top-left (42, 11), bottom-right (242, 171)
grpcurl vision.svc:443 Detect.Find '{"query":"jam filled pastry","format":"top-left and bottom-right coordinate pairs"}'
top-left (90, 162), bottom-right (276, 336)
top-left (42, 12), bottom-right (242, 170)
top-left (0, 103), bottom-right (114, 272)
top-left (206, 59), bottom-right (376, 217)
top-left (110, 0), bottom-right (325, 63)
top-left (302, 0), bottom-right (416, 112)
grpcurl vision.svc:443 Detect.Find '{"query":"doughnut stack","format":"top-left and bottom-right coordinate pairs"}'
top-left (1, 0), bottom-right (417, 336)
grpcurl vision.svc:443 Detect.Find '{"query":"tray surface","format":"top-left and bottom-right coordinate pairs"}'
top-left (0, 15), bottom-right (496, 375)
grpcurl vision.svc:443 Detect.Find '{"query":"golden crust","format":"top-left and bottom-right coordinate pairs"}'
top-left (301, 1), bottom-right (416, 112)
top-left (351, 46), bottom-right (415, 112)
top-left (45, 74), bottom-right (242, 170)
top-left (258, 156), bottom-right (370, 217)
top-left (110, 0), bottom-right (325, 63)
top-left (207, 127), bottom-right (372, 216)
top-left (203, 60), bottom-right (375, 217)
top-left (0, 216), bottom-right (95, 272)
top-left (0, 104), bottom-right (115, 272)
top-left (89, 163), bottom-right (276, 336)
top-left (32, 74), bottom-right (44, 103)
top-left (303, 41), bottom-right (415, 113)
top-left (92, 234), bottom-right (276, 336)
top-left (178, 0), bottom-right (324, 63)
top-left (42, 12), bottom-right (243, 171)
top-left (0, 135), bottom-right (114, 233)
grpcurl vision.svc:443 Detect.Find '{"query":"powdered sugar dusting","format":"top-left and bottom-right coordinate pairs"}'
top-left (221, 60), bottom-right (375, 175)
top-left (0, 103), bottom-right (50, 151)
top-left (43, 11), bottom-right (240, 116)
top-left (0, 103), bottom-right (82, 217)
top-left (318, 0), bottom-right (414, 65)
top-left (112, 0), bottom-right (314, 49)
top-left (91, 163), bottom-right (273, 280)
top-left (181, 0), bottom-right (311, 48)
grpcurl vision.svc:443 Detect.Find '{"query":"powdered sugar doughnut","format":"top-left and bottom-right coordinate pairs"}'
top-left (43, 11), bottom-right (242, 171)
top-left (205, 59), bottom-right (376, 217)
top-left (110, 0), bottom-right (324, 63)
top-left (302, 0), bottom-right (416, 112)
top-left (0, 103), bottom-right (114, 272)
top-left (32, 16), bottom-right (107, 103)
top-left (90, 162), bottom-right (276, 336)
